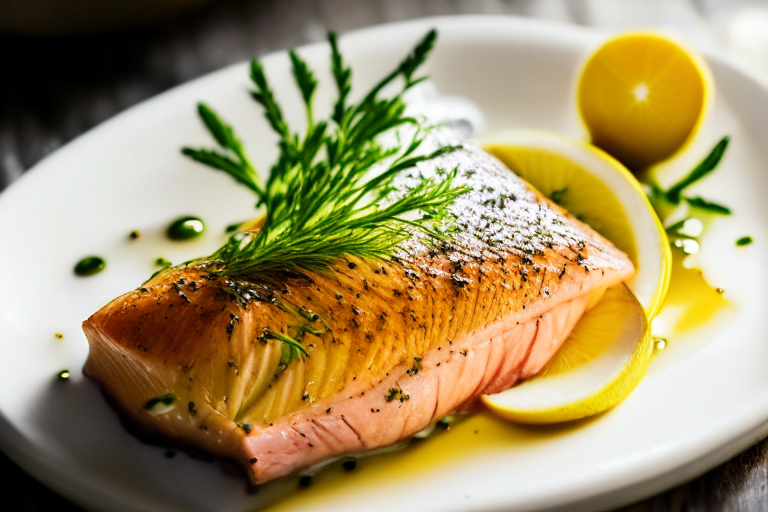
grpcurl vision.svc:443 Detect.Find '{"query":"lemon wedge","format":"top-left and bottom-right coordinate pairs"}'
top-left (482, 284), bottom-right (650, 424)
top-left (484, 130), bottom-right (670, 316)
top-left (480, 130), bottom-right (670, 423)
top-left (577, 32), bottom-right (713, 170)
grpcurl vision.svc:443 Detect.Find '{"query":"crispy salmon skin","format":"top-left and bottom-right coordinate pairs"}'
top-left (83, 143), bottom-right (633, 484)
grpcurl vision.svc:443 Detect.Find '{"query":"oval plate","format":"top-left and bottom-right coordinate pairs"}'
top-left (1, 15), bottom-right (767, 512)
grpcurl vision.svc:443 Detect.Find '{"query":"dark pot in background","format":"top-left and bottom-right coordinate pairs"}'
top-left (0, 0), bottom-right (219, 35)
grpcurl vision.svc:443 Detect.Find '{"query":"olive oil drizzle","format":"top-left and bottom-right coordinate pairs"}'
top-left (74, 256), bottom-right (105, 276)
top-left (167, 216), bottom-right (205, 240)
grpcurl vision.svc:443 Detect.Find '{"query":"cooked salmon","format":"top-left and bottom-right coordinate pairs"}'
top-left (82, 143), bottom-right (633, 484)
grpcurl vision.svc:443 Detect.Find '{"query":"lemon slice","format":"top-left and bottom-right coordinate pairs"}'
top-left (577, 32), bottom-right (713, 170)
top-left (480, 130), bottom-right (670, 423)
top-left (482, 283), bottom-right (650, 423)
top-left (484, 130), bottom-right (670, 317)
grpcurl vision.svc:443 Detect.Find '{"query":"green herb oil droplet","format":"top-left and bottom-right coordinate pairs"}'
top-left (155, 257), bottom-right (172, 268)
top-left (167, 216), bottom-right (205, 241)
top-left (74, 256), bottom-right (106, 276)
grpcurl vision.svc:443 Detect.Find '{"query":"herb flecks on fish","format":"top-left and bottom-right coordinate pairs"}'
top-left (144, 393), bottom-right (178, 413)
top-left (182, 29), bottom-right (468, 279)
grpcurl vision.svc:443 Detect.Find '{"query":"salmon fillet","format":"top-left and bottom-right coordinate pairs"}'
top-left (83, 143), bottom-right (633, 484)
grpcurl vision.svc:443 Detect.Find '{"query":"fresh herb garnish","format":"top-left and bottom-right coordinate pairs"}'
top-left (736, 236), bottom-right (753, 246)
top-left (263, 329), bottom-right (310, 365)
top-left (184, 104), bottom-right (263, 198)
top-left (182, 29), bottom-right (467, 279)
top-left (663, 137), bottom-right (729, 204)
top-left (683, 196), bottom-right (731, 215)
top-left (647, 136), bottom-right (731, 253)
top-left (225, 222), bottom-right (243, 233)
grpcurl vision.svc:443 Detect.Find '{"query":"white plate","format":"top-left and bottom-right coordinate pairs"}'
top-left (1, 15), bottom-right (767, 512)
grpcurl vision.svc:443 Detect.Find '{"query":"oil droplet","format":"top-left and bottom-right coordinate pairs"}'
top-left (673, 238), bottom-right (699, 255)
top-left (129, 230), bottom-right (141, 240)
top-left (54, 333), bottom-right (63, 340)
top-left (654, 338), bottom-right (667, 350)
top-left (155, 257), bottom-right (172, 268)
top-left (57, 370), bottom-right (70, 381)
top-left (74, 256), bottom-right (106, 276)
top-left (678, 218), bottom-right (703, 238)
top-left (167, 216), bottom-right (205, 241)
top-left (652, 252), bottom-right (729, 335)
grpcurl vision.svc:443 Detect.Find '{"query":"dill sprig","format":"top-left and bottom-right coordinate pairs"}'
top-left (182, 104), bottom-right (263, 198)
top-left (183, 29), bottom-right (467, 278)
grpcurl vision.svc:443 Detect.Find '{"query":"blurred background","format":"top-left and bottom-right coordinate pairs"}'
top-left (7, 0), bottom-right (768, 193)
top-left (2, 0), bottom-right (768, 510)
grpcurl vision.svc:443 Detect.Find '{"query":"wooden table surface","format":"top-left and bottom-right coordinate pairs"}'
top-left (1, 0), bottom-right (767, 510)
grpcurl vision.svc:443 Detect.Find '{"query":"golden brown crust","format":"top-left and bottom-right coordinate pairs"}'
top-left (84, 145), bottom-right (632, 431)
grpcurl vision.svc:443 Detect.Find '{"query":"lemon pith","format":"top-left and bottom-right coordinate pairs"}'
top-left (481, 130), bottom-right (670, 424)
top-left (576, 31), bottom-right (713, 170)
